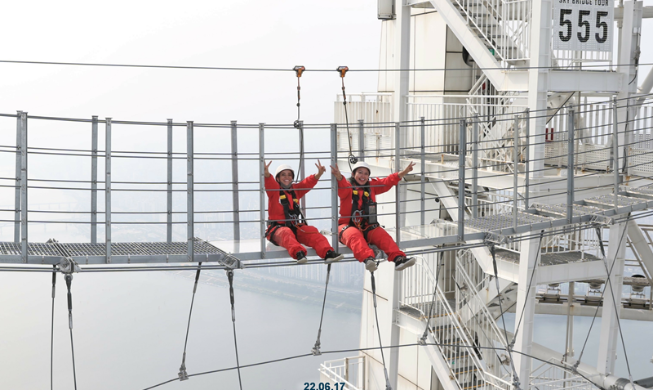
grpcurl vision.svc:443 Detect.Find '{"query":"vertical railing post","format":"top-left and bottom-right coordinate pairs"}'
top-left (19, 112), bottom-right (28, 263)
top-left (259, 123), bottom-right (266, 257)
top-left (187, 121), bottom-right (194, 261)
top-left (524, 109), bottom-right (530, 210)
top-left (105, 118), bottom-right (112, 263)
top-left (231, 120), bottom-right (240, 241)
top-left (613, 98), bottom-right (620, 210)
top-left (472, 117), bottom-right (479, 219)
top-left (91, 116), bottom-right (98, 244)
top-left (420, 117), bottom-right (426, 225)
top-left (358, 119), bottom-right (365, 161)
top-left (513, 114), bottom-right (520, 231)
top-left (567, 108), bottom-right (575, 224)
top-left (14, 111), bottom-right (22, 243)
top-left (330, 124), bottom-right (339, 251)
top-left (395, 122), bottom-right (401, 247)
top-left (167, 119), bottom-right (173, 243)
top-left (458, 119), bottom-right (466, 241)
top-left (298, 120), bottom-right (306, 215)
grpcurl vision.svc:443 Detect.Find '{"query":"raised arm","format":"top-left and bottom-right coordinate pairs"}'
top-left (314, 160), bottom-right (326, 180)
top-left (397, 161), bottom-right (416, 180)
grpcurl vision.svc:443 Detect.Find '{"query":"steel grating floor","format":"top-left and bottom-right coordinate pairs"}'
top-left (533, 203), bottom-right (605, 218)
top-left (584, 194), bottom-right (647, 208)
top-left (627, 183), bottom-right (653, 196)
top-left (493, 248), bottom-right (602, 265)
top-left (465, 211), bottom-right (552, 232)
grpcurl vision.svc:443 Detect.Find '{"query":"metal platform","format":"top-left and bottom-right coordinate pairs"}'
top-left (0, 239), bottom-right (241, 268)
top-left (492, 248), bottom-right (602, 266)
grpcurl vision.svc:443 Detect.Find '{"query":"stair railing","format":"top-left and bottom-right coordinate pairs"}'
top-left (401, 257), bottom-right (514, 390)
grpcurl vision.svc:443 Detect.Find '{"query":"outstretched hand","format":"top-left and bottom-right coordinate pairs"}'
top-left (398, 161), bottom-right (416, 179)
top-left (314, 160), bottom-right (326, 180)
top-left (330, 164), bottom-right (343, 181)
top-left (264, 160), bottom-right (273, 178)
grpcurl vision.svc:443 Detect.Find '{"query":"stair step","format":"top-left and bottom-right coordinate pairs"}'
top-left (453, 366), bottom-right (479, 375)
top-left (461, 380), bottom-right (485, 390)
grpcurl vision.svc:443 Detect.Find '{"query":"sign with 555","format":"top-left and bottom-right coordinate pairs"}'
top-left (552, 0), bottom-right (614, 52)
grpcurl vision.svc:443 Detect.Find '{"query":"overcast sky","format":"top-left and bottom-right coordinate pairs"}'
top-left (0, 0), bottom-right (381, 124)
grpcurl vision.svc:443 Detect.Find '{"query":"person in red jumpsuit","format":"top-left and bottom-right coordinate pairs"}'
top-left (330, 161), bottom-right (417, 272)
top-left (264, 160), bottom-right (344, 264)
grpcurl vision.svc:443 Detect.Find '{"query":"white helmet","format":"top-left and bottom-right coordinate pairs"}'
top-left (274, 164), bottom-right (295, 180)
top-left (351, 161), bottom-right (371, 176)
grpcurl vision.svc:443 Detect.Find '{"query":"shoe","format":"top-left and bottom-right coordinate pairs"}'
top-left (394, 256), bottom-right (416, 271)
top-left (295, 252), bottom-right (308, 264)
top-left (324, 250), bottom-right (344, 264)
top-left (364, 257), bottom-right (378, 272)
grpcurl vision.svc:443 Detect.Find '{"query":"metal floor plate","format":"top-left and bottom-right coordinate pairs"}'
top-left (493, 248), bottom-right (601, 265)
top-left (533, 203), bottom-right (604, 218)
top-left (465, 212), bottom-right (552, 232)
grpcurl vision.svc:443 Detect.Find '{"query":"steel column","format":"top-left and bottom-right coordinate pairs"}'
top-left (187, 121), bottom-right (194, 261)
top-left (91, 116), bottom-right (98, 244)
top-left (472, 117), bottom-right (479, 219)
top-left (567, 109), bottom-right (575, 224)
top-left (514, 115), bottom-right (520, 230)
top-left (524, 110), bottom-right (530, 210)
top-left (358, 119), bottom-right (365, 161)
top-left (19, 112), bottom-right (28, 262)
top-left (420, 117), bottom-right (426, 225)
top-left (330, 124), bottom-right (339, 250)
top-left (14, 111), bottom-right (22, 243)
top-left (231, 121), bottom-right (240, 241)
top-left (259, 123), bottom-right (266, 257)
top-left (167, 119), bottom-right (173, 243)
top-left (458, 119), bottom-right (466, 241)
top-left (105, 118), bottom-right (112, 263)
top-left (613, 98), bottom-right (620, 210)
top-left (395, 122), bottom-right (401, 246)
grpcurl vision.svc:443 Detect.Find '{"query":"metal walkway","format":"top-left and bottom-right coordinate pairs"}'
top-left (2, 185), bottom-right (653, 268)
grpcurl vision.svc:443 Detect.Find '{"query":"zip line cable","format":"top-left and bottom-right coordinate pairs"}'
top-left (226, 269), bottom-right (244, 390)
top-left (311, 263), bottom-right (332, 356)
top-left (370, 271), bottom-right (392, 390)
top-left (1, 59), bottom-right (652, 73)
top-left (64, 273), bottom-right (78, 390)
top-left (142, 341), bottom-right (606, 390)
top-left (178, 262), bottom-right (202, 381)
top-left (337, 66), bottom-right (358, 169)
top-left (50, 265), bottom-right (56, 390)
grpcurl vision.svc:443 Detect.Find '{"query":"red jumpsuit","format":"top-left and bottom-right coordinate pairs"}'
top-left (265, 174), bottom-right (334, 259)
top-left (336, 174), bottom-right (406, 262)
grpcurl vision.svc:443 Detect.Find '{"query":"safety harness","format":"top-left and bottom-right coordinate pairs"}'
top-left (266, 188), bottom-right (306, 245)
top-left (340, 180), bottom-right (379, 242)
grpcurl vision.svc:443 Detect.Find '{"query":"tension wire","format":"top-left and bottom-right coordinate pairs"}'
top-left (50, 265), bottom-right (56, 390)
top-left (65, 273), bottom-right (78, 390)
top-left (370, 272), bottom-right (392, 390)
top-left (420, 252), bottom-right (443, 344)
top-left (337, 66), bottom-right (358, 169)
top-left (312, 263), bottom-right (332, 355)
top-left (226, 269), bottom-right (244, 390)
top-left (178, 262), bottom-right (202, 381)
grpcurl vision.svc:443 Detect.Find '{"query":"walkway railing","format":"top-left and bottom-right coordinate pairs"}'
top-left (1, 94), bottom-right (653, 266)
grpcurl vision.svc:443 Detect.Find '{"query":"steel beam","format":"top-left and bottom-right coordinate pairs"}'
top-left (472, 117), bottom-right (479, 219)
top-left (91, 116), bottom-right (98, 244)
top-left (167, 119), bottom-right (173, 243)
top-left (358, 119), bottom-right (365, 161)
top-left (19, 112), bottom-right (28, 263)
top-left (331, 124), bottom-right (339, 251)
top-left (567, 109), bottom-right (575, 224)
top-left (187, 121), bottom-right (194, 261)
top-left (420, 117), bottom-right (426, 225)
top-left (513, 234), bottom-right (541, 385)
top-left (14, 111), bottom-right (22, 243)
top-left (458, 119), bottom-right (466, 241)
top-left (259, 123), bottom-right (266, 258)
top-left (231, 121), bottom-right (240, 241)
top-left (395, 122), bottom-right (401, 247)
top-left (105, 118), bottom-right (112, 263)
